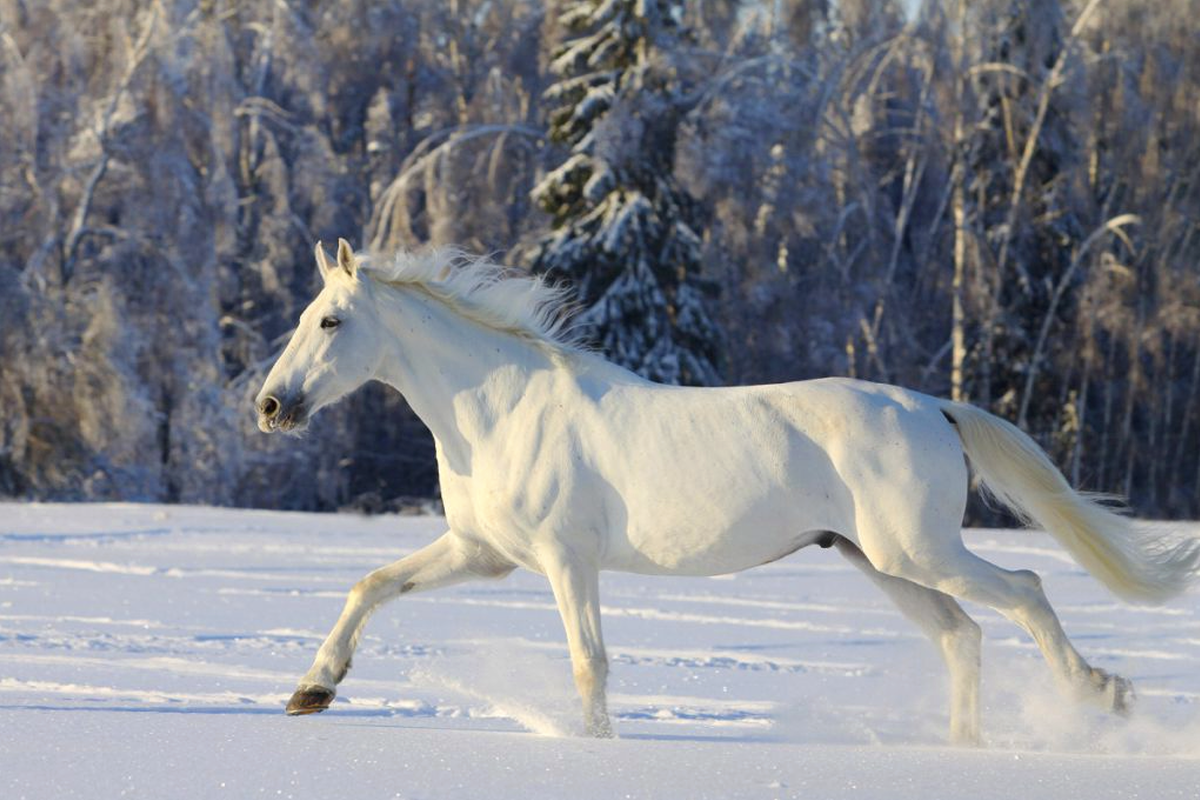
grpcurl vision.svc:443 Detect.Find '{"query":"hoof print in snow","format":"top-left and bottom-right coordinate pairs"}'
top-left (286, 687), bottom-right (335, 716)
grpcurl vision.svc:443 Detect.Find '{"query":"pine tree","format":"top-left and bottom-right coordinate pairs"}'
top-left (530, 0), bottom-right (723, 386)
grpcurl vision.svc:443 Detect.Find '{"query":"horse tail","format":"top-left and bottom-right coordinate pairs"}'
top-left (939, 400), bottom-right (1200, 604)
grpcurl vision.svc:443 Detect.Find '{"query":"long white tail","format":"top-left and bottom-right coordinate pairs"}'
top-left (940, 400), bottom-right (1200, 604)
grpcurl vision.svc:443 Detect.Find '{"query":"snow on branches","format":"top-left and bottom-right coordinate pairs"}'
top-left (530, 0), bottom-right (723, 386)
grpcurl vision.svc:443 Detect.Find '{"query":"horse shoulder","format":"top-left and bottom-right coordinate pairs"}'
top-left (440, 370), bottom-right (601, 550)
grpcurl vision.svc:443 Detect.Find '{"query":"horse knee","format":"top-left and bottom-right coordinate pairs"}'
top-left (348, 569), bottom-right (393, 607)
top-left (348, 577), bottom-right (372, 605)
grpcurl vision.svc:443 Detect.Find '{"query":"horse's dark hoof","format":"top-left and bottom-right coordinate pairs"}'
top-left (1111, 674), bottom-right (1136, 717)
top-left (1088, 668), bottom-right (1135, 717)
top-left (286, 686), bottom-right (335, 716)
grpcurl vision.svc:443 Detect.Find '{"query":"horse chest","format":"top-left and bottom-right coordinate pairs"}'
top-left (436, 443), bottom-right (593, 571)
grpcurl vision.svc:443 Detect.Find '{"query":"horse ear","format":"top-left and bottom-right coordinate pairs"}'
top-left (336, 238), bottom-right (357, 278)
top-left (314, 241), bottom-right (333, 281)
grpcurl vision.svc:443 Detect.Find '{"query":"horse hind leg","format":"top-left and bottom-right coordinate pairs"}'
top-left (970, 562), bottom-right (1134, 714)
top-left (829, 535), bottom-right (982, 745)
top-left (864, 534), bottom-right (1134, 718)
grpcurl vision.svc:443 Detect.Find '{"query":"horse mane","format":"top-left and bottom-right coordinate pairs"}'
top-left (359, 246), bottom-right (583, 353)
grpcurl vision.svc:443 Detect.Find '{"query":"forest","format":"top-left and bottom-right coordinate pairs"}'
top-left (0, 0), bottom-right (1198, 518)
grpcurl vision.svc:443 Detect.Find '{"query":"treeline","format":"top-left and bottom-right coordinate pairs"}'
top-left (0, 0), bottom-right (1197, 518)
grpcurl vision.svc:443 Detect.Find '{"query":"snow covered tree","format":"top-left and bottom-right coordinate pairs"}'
top-left (3, 0), bottom-right (1200, 518)
top-left (529, 0), bottom-right (723, 386)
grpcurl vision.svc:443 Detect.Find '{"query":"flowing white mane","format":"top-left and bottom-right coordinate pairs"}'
top-left (360, 247), bottom-right (582, 352)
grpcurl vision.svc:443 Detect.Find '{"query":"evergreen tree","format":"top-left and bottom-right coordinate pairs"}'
top-left (530, 0), bottom-right (723, 385)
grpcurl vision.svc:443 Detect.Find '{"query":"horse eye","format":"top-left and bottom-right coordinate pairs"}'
top-left (320, 316), bottom-right (341, 330)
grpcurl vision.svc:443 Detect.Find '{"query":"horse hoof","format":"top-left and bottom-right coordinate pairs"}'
top-left (1110, 674), bottom-right (1135, 717)
top-left (286, 686), bottom-right (335, 716)
top-left (586, 719), bottom-right (615, 739)
top-left (1089, 668), bottom-right (1135, 716)
top-left (949, 727), bottom-right (982, 748)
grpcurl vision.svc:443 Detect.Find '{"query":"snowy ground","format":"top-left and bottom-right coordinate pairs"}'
top-left (1, 503), bottom-right (1198, 799)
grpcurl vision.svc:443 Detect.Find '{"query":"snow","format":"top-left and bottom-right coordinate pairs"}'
top-left (1, 503), bottom-right (1198, 799)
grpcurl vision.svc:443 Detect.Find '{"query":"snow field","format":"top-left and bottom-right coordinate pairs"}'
top-left (1, 503), bottom-right (1198, 799)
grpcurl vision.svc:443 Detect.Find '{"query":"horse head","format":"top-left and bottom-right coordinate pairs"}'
top-left (255, 239), bottom-right (384, 434)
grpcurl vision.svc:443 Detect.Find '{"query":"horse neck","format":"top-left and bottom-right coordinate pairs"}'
top-left (373, 283), bottom-right (559, 467)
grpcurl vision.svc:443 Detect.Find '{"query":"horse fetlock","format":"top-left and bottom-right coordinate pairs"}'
top-left (286, 684), bottom-right (336, 716)
top-left (949, 721), bottom-right (982, 748)
top-left (572, 657), bottom-right (608, 695)
top-left (1103, 670), bottom-right (1135, 716)
top-left (308, 644), bottom-right (352, 686)
top-left (573, 656), bottom-right (608, 677)
top-left (1082, 668), bottom-right (1135, 715)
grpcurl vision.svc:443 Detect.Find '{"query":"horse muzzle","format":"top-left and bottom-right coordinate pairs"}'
top-left (256, 392), bottom-right (308, 434)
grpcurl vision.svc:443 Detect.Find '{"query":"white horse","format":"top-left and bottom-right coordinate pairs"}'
top-left (256, 239), bottom-right (1198, 744)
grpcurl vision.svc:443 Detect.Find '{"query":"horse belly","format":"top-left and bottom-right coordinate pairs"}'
top-left (612, 516), bottom-right (814, 576)
top-left (591, 393), bottom-right (851, 576)
top-left (603, 467), bottom-right (840, 576)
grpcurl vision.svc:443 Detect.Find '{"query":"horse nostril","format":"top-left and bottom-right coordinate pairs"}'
top-left (259, 396), bottom-right (281, 418)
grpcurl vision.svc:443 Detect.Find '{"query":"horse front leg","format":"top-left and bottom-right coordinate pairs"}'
top-left (287, 531), bottom-right (513, 715)
top-left (542, 549), bottom-right (613, 738)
